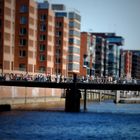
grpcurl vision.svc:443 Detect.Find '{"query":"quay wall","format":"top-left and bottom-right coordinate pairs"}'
top-left (119, 98), bottom-right (140, 104)
top-left (0, 86), bottom-right (63, 105)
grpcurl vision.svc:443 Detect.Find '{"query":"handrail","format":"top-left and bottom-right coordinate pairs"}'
top-left (0, 81), bottom-right (140, 91)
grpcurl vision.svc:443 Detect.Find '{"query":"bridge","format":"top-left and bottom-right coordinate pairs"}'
top-left (0, 77), bottom-right (140, 112)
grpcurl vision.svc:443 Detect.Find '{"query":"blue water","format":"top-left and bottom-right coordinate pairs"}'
top-left (0, 101), bottom-right (140, 140)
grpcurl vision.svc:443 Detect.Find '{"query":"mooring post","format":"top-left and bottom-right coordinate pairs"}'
top-left (99, 91), bottom-right (102, 102)
top-left (115, 90), bottom-right (120, 103)
top-left (25, 87), bottom-right (27, 104)
top-left (84, 89), bottom-right (87, 111)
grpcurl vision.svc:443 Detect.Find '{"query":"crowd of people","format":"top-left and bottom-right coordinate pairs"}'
top-left (0, 73), bottom-right (67, 83)
top-left (0, 73), bottom-right (138, 84)
top-left (0, 73), bottom-right (113, 83)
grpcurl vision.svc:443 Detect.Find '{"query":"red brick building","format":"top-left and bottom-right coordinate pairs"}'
top-left (54, 16), bottom-right (69, 76)
top-left (80, 32), bottom-right (96, 77)
top-left (0, 0), bottom-right (75, 77)
top-left (14, 0), bottom-right (37, 74)
top-left (0, 0), bottom-right (15, 73)
top-left (125, 51), bottom-right (132, 78)
top-left (121, 50), bottom-right (132, 79)
top-left (37, 3), bottom-right (55, 74)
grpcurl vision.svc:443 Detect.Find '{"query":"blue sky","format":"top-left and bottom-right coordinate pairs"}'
top-left (37, 0), bottom-right (140, 50)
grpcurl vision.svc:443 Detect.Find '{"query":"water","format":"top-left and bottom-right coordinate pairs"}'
top-left (0, 101), bottom-right (140, 140)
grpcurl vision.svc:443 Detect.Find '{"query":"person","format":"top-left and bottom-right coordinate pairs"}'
top-left (4, 73), bottom-right (10, 81)
top-left (0, 73), bottom-right (5, 81)
top-left (57, 74), bottom-right (60, 83)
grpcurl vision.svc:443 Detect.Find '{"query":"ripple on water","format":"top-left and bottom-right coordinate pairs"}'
top-left (0, 102), bottom-right (140, 140)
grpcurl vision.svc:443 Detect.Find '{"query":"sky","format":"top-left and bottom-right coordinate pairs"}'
top-left (37, 0), bottom-right (140, 50)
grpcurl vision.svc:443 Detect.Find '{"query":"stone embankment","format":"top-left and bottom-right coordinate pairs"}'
top-left (119, 97), bottom-right (140, 104)
top-left (0, 97), bottom-right (65, 112)
top-left (12, 99), bottom-right (65, 111)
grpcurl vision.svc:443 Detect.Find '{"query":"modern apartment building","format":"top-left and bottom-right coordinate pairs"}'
top-left (1, 0), bottom-right (127, 80)
top-left (0, 0), bottom-right (15, 73)
top-left (131, 50), bottom-right (140, 79)
top-left (119, 49), bottom-right (125, 78)
top-left (51, 4), bottom-right (81, 76)
top-left (14, 0), bottom-right (37, 74)
top-left (120, 50), bottom-right (132, 79)
top-left (107, 34), bottom-right (124, 78)
top-left (68, 12), bottom-right (81, 76)
top-left (94, 36), bottom-right (106, 77)
top-left (80, 32), bottom-right (95, 77)
top-left (37, 1), bottom-right (55, 74)
top-left (0, 0), bottom-right (70, 76)
top-left (92, 33), bottom-right (124, 79)
top-left (36, 2), bottom-right (69, 76)
top-left (54, 15), bottom-right (69, 76)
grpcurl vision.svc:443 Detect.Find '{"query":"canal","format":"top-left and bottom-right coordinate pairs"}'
top-left (0, 101), bottom-right (140, 140)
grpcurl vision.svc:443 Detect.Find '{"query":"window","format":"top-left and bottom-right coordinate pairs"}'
top-left (69, 30), bottom-right (80, 37)
top-left (20, 39), bottom-right (26, 46)
top-left (56, 31), bottom-right (62, 37)
top-left (56, 22), bottom-right (62, 28)
top-left (55, 12), bottom-right (67, 17)
top-left (40, 55), bottom-right (45, 61)
top-left (69, 38), bottom-right (74, 44)
top-left (40, 35), bottom-right (46, 41)
top-left (38, 3), bottom-right (49, 9)
top-left (56, 58), bottom-right (61, 63)
top-left (68, 63), bottom-right (79, 71)
top-left (0, 32), bottom-right (1, 42)
top-left (40, 24), bottom-right (46, 31)
top-left (56, 49), bottom-right (61, 55)
top-left (69, 55), bottom-right (79, 62)
top-left (69, 38), bottom-right (80, 45)
top-left (19, 64), bottom-right (26, 71)
top-left (39, 66), bottom-right (46, 72)
top-left (55, 69), bottom-right (60, 74)
top-left (69, 12), bottom-right (81, 21)
top-left (56, 39), bottom-right (61, 46)
top-left (69, 46), bottom-right (80, 54)
top-left (20, 28), bottom-right (26, 35)
top-left (69, 21), bottom-right (80, 29)
top-left (0, 33), bottom-right (1, 47)
top-left (19, 50), bottom-right (26, 57)
top-left (40, 44), bottom-right (45, 51)
top-left (20, 5), bottom-right (28, 13)
top-left (20, 16), bottom-right (27, 24)
top-left (40, 14), bottom-right (47, 21)
top-left (0, 19), bottom-right (2, 27)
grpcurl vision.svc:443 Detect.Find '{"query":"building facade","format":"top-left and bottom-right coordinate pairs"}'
top-left (51, 4), bottom-right (81, 76)
top-left (37, 2), bottom-right (55, 74)
top-left (131, 50), bottom-right (140, 79)
top-left (119, 49), bottom-right (125, 78)
top-left (107, 34), bottom-right (124, 79)
top-left (14, 0), bottom-right (37, 74)
top-left (94, 36), bottom-right (106, 77)
top-left (54, 15), bottom-right (69, 76)
top-left (0, 0), bottom-right (71, 76)
top-left (120, 50), bottom-right (132, 79)
top-left (68, 12), bottom-right (81, 76)
top-left (92, 33), bottom-right (124, 79)
top-left (0, 0), bottom-right (15, 73)
top-left (80, 32), bottom-right (95, 77)
top-left (0, 0), bottom-right (127, 80)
